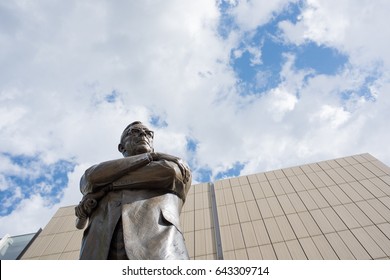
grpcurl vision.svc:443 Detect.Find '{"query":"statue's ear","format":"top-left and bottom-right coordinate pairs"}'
top-left (118, 143), bottom-right (125, 154)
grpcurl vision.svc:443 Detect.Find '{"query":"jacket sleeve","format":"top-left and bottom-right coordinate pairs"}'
top-left (80, 153), bottom-right (152, 195)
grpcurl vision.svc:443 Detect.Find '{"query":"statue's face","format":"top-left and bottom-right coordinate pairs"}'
top-left (119, 123), bottom-right (154, 156)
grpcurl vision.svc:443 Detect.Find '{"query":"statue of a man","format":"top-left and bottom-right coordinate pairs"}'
top-left (75, 121), bottom-right (192, 259)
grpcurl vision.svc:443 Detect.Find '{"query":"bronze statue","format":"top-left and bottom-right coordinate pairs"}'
top-left (75, 121), bottom-right (192, 259)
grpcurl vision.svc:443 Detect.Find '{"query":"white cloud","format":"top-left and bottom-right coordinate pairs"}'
top-left (1, 0), bottom-right (390, 237)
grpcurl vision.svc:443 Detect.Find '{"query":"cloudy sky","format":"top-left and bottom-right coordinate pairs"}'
top-left (1, 0), bottom-right (390, 237)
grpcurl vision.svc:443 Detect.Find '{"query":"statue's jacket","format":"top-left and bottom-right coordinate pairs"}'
top-left (79, 153), bottom-right (192, 259)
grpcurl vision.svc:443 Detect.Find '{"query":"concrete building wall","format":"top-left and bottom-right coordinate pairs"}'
top-left (21, 153), bottom-right (390, 260)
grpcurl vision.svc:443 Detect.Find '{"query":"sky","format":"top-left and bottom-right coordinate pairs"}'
top-left (1, 0), bottom-right (390, 237)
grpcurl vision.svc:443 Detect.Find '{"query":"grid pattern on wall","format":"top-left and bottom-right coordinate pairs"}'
top-left (214, 153), bottom-right (390, 259)
top-left (21, 153), bottom-right (390, 260)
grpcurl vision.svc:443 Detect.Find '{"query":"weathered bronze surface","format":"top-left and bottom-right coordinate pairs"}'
top-left (75, 121), bottom-right (192, 259)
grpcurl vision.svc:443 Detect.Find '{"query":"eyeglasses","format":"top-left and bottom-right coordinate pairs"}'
top-left (127, 128), bottom-right (154, 138)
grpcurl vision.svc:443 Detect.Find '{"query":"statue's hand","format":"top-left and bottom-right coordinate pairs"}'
top-left (150, 152), bottom-right (191, 184)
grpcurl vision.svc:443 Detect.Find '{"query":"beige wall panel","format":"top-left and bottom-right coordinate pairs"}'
top-left (277, 194), bottom-right (296, 214)
top-left (344, 156), bottom-right (359, 165)
top-left (351, 228), bottom-right (386, 259)
top-left (236, 202), bottom-right (251, 223)
top-left (335, 158), bottom-right (350, 167)
top-left (349, 181), bottom-right (375, 200)
top-left (377, 223), bottom-right (390, 239)
top-left (223, 250), bottom-right (236, 260)
top-left (362, 162), bottom-right (387, 177)
top-left (306, 172), bottom-right (326, 189)
top-left (298, 212), bottom-right (322, 236)
top-left (360, 179), bottom-right (386, 198)
top-left (370, 177), bottom-right (390, 196)
top-left (194, 192), bottom-right (204, 211)
top-left (252, 219), bottom-right (271, 246)
top-left (217, 205), bottom-right (229, 226)
top-left (265, 171), bottom-right (276, 181)
top-left (334, 167), bottom-right (356, 183)
top-left (310, 209), bottom-right (335, 234)
top-left (183, 211), bottom-right (194, 232)
top-left (204, 228), bottom-right (216, 255)
top-left (291, 166), bottom-right (304, 176)
top-left (239, 176), bottom-right (249, 186)
top-left (232, 186), bottom-right (245, 203)
top-left (318, 161), bottom-right (332, 170)
top-left (26, 235), bottom-right (54, 258)
top-left (264, 219), bottom-right (285, 244)
top-left (235, 249), bottom-right (249, 260)
top-left (275, 216), bottom-right (296, 241)
top-left (42, 231), bottom-right (74, 255)
top-left (299, 237), bottom-right (323, 259)
top-left (230, 224), bottom-right (245, 249)
top-left (308, 163), bottom-right (323, 172)
top-left (308, 189), bottom-right (329, 208)
top-left (287, 193), bottom-right (307, 212)
top-left (202, 190), bottom-right (211, 209)
top-left (297, 174), bottom-right (316, 190)
top-left (353, 164), bottom-right (375, 179)
top-left (220, 225), bottom-right (234, 251)
top-left (194, 229), bottom-right (206, 257)
top-left (194, 208), bottom-right (205, 231)
top-left (64, 230), bottom-right (83, 252)
top-left (274, 169), bottom-right (286, 179)
top-left (333, 205), bottom-right (361, 229)
top-left (257, 198), bottom-right (273, 219)
top-left (41, 217), bottom-right (65, 236)
top-left (300, 164), bottom-right (314, 174)
top-left (241, 184), bottom-right (255, 201)
top-left (226, 204), bottom-right (239, 225)
top-left (278, 177), bottom-right (295, 194)
top-left (203, 208), bottom-right (213, 229)
top-left (356, 201), bottom-right (386, 224)
top-left (282, 167), bottom-right (295, 177)
top-left (327, 160), bottom-right (342, 169)
top-left (379, 196), bottom-right (390, 209)
top-left (256, 172), bottom-right (268, 182)
top-left (229, 177), bottom-right (240, 187)
top-left (184, 193), bottom-right (195, 212)
top-left (325, 169), bottom-right (346, 185)
top-left (371, 161), bottom-right (390, 174)
top-left (58, 215), bottom-right (78, 233)
top-left (311, 235), bottom-right (338, 259)
top-left (298, 191), bottom-right (318, 211)
top-left (246, 200), bottom-right (262, 221)
top-left (260, 181), bottom-right (275, 197)
top-left (343, 165), bottom-right (366, 181)
top-left (343, 203), bottom-right (373, 227)
top-left (38, 254), bottom-right (60, 260)
top-left (340, 183), bottom-right (364, 202)
top-left (286, 239), bottom-right (307, 260)
top-left (273, 242), bottom-right (292, 260)
top-left (259, 244), bottom-right (277, 259)
top-left (352, 154), bottom-right (369, 163)
top-left (318, 187), bottom-right (341, 206)
top-left (287, 213), bottom-right (309, 238)
top-left (321, 207), bottom-right (348, 232)
top-left (269, 179), bottom-right (285, 196)
top-left (288, 176), bottom-right (305, 192)
top-left (247, 246), bottom-right (263, 259)
top-left (247, 174), bottom-right (259, 184)
top-left (328, 185), bottom-right (352, 204)
top-left (241, 222), bottom-right (258, 248)
top-left (250, 182), bottom-right (265, 199)
top-left (367, 199), bottom-right (390, 222)
top-left (364, 225), bottom-right (390, 256)
top-left (59, 250), bottom-right (79, 260)
top-left (315, 171), bottom-right (335, 187)
top-left (215, 188), bottom-right (226, 206)
top-left (325, 232), bottom-right (355, 260)
top-left (184, 231), bottom-right (195, 258)
top-left (338, 230), bottom-right (371, 259)
top-left (266, 196), bottom-right (284, 217)
top-left (223, 186), bottom-right (234, 205)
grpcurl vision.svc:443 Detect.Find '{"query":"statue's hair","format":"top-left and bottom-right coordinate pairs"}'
top-left (119, 121), bottom-right (143, 144)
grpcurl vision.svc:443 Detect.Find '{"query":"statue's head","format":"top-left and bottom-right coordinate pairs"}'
top-left (118, 121), bottom-right (154, 157)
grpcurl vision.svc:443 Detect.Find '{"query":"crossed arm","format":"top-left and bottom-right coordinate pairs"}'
top-left (80, 152), bottom-right (191, 195)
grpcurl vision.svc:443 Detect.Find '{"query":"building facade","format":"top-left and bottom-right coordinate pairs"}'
top-left (21, 153), bottom-right (390, 260)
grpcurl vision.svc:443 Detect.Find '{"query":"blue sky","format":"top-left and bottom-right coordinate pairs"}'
top-left (1, 0), bottom-right (390, 236)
